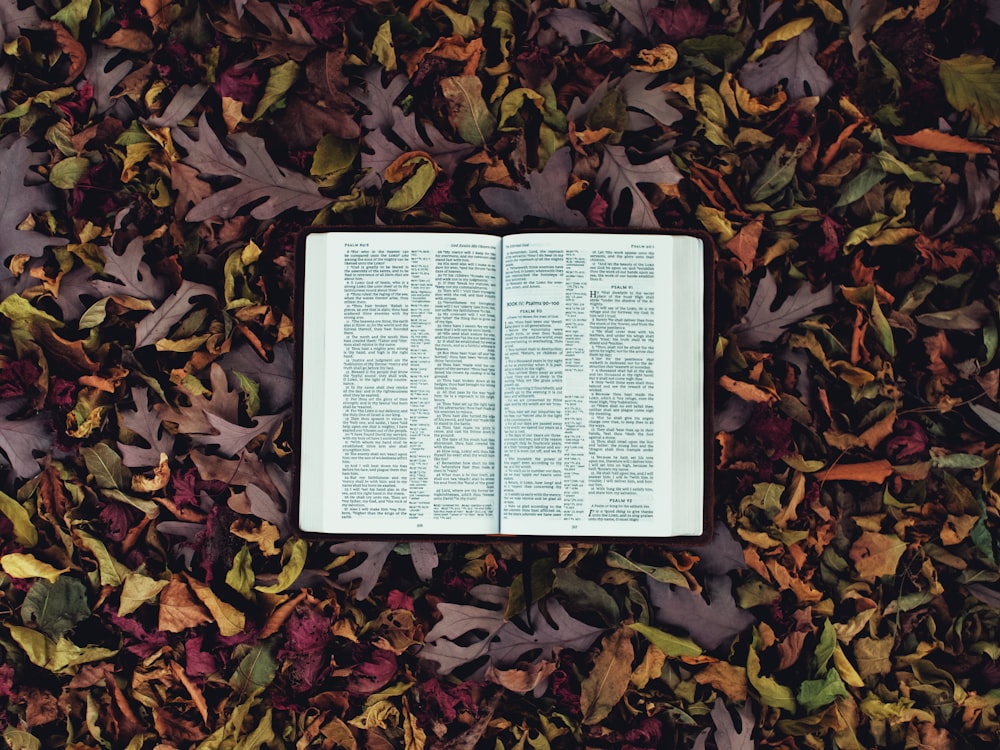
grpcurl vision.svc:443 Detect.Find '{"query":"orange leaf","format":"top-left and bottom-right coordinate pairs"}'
top-left (40, 22), bottom-right (86, 82)
top-left (816, 459), bottom-right (893, 483)
top-left (849, 531), bottom-right (907, 580)
top-left (894, 128), bottom-right (991, 154)
top-left (157, 576), bottom-right (212, 632)
top-left (724, 215), bottom-right (764, 275)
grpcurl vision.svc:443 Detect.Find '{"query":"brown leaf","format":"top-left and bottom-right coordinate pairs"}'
top-left (484, 660), bottom-right (557, 693)
top-left (894, 128), bottom-right (991, 154)
top-left (849, 532), bottom-right (907, 581)
top-left (694, 660), bottom-right (749, 702)
top-left (157, 575), bottom-right (212, 632)
top-left (724, 216), bottom-right (764, 275)
top-left (580, 625), bottom-right (634, 725)
top-left (816, 459), bottom-right (894, 483)
top-left (40, 22), bottom-right (86, 82)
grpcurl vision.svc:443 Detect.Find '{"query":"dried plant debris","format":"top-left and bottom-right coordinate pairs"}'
top-left (0, 0), bottom-right (999, 747)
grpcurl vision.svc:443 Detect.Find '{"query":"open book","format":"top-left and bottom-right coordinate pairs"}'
top-left (294, 229), bottom-right (711, 540)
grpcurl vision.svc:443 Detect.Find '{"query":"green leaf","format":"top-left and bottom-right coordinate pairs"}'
top-left (229, 640), bottom-right (279, 700)
top-left (605, 551), bottom-right (689, 586)
top-left (233, 371), bottom-right (261, 418)
top-left (49, 156), bottom-right (91, 190)
top-left (372, 20), bottom-right (397, 72)
top-left (226, 545), bottom-right (256, 598)
top-left (252, 60), bottom-right (299, 121)
top-left (748, 626), bottom-right (798, 710)
top-left (938, 55), bottom-right (1000, 127)
top-left (815, 619), bottom-right (837, 673)
top-left (254, 537), bottom-right (307, 594)
top-left (749, 141), bottom-right (809, 202)
top-left (797, 668), bottom-right (849, 712)
top-left (21, 577), bottom-right (91, 640)
top-left (385, 159), bottom-right (438, 212)
top-left (629, 622), bottom-right (703, 657)
top-left (81, 444), bottom-right (130, 491)
top-left (551, 567), bottom-right (620, 626)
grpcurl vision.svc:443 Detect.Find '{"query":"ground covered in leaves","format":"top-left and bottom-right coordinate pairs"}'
top-left (1, 0), bottom-right (1000, 747)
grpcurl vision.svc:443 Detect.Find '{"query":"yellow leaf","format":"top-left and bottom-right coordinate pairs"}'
top-left (255, 537), bottom-right (308, 594)
top-left (0, 490), bottom-right (38, 547)
top-left (749, 17), bottom-right (814, 62)
top-left (8, 625), bottom-right (118, 673)
top-left (119, 572), bottom-right (169, 616)
top-left (633, 44), bottom-right (678, 73)
top-left (186, 574), bottom-right (246, 637)
top-left (0, 553), bottom-right (66, 582)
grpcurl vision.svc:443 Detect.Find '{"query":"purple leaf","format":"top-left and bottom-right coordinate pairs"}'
top-left (739, 28), bottom-right (833, 100)
top-left (730, 272), bottom-right (835, 348)
top-left (83, 47), bottom-right (134, 116)
top-left (92, 236), bottom-right (169, 301)
top-left (0, 2), bottom-right (41, 44)
top-left (541, 8), bottom-right (612, 44)
top-left (0, 398), bottom-right (53, 479)
top-left (596, 145), bottom-right (683, 228)
top-left (647, 574), bottom-right (756, 651)
top-left (193, 409), bottom-right (288, 457)
top-left (0, 136), bottom-right (66, 268)
top-left (351, 66), bottom-right (410, 133)
top-left (172, 114), bottom-right (331, 221)
top-left (608, 0), bottom-right (659, 37)
top-left (696, 526), bottom-right (748, 577)
top-left (117, 387), bottom-right (175, 468)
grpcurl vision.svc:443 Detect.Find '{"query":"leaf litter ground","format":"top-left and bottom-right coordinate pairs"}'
top-left (1, 0), bottom-right (1000, 748)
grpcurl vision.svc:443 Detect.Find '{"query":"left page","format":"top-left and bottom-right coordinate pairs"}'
top-left (297, 231), bottom-right (503, 535)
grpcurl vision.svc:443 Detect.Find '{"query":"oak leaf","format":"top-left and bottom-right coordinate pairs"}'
top-left (172, 114), bottom-right (330, 221)
top-left (0, 136), bottom-right (66, 267)
top-left (692, 698), bottom-right (756, 750)
top-left (739, 28), bottom-right (833, 100)
top-left (210, 0), bottom-right (316, 61)
top-left (0, 1), bottom-right (40, 44)
top-left (596, 144), bottom-right (682, 228)
top-left (0, 398), bottom-right (52, 479)
top-left (647, 574), bottom-right (756, 651)
top-left (118, 387), bottom-right (174, 468)
top-left (421, 586), bottom-right (603, 678)
top-left (731, 272), bottom-right (835, 348)
top-left (134, 280), bottom-right (215, 348)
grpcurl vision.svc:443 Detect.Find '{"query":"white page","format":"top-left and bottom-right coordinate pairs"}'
top-left (297, 232), bottom-right (502, 535)
top-left (498, 233), bottom-right (705, 539)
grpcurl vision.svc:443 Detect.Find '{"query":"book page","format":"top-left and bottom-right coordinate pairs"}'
top-left (297, 232), bottom-right (502, 535)
top-left (498, 233), bottom-right (705, 538)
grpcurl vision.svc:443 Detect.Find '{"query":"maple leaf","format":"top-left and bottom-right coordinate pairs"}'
top-left (133, 280), bottom-right (215, 348)
top-left (0, 398), bottom-right (52, 480)
top-left (0, 136), bottom-right (66, 268)
top-left (596, 145), bottom-right (682, 228)
top-left (479, 148), bottom-right (587, 227)
top-left (117, 387), bottom-right (174, 468)
top-left (739, 28), bottom-right (833, 100)
top-left (731, 273), bottom-right (835, 349)
top-left (647, 574), bottom-right (756, 651)
top-left (420, 586), bottom-right (604, 678)
top-left (172, 114), bottom-right (331, 221)
top-left (92, 237), bottom-right (169, 301)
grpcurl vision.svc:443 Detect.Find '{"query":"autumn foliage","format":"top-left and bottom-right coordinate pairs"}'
top-left (1, 0), bottom-right (1000, 748)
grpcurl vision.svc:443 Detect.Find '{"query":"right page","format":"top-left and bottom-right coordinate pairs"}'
top-left (498, 232), bottom-right (706, 539)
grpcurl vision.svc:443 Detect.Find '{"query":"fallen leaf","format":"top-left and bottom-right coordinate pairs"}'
top-left (581, 626), bottom-right (635, 725)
